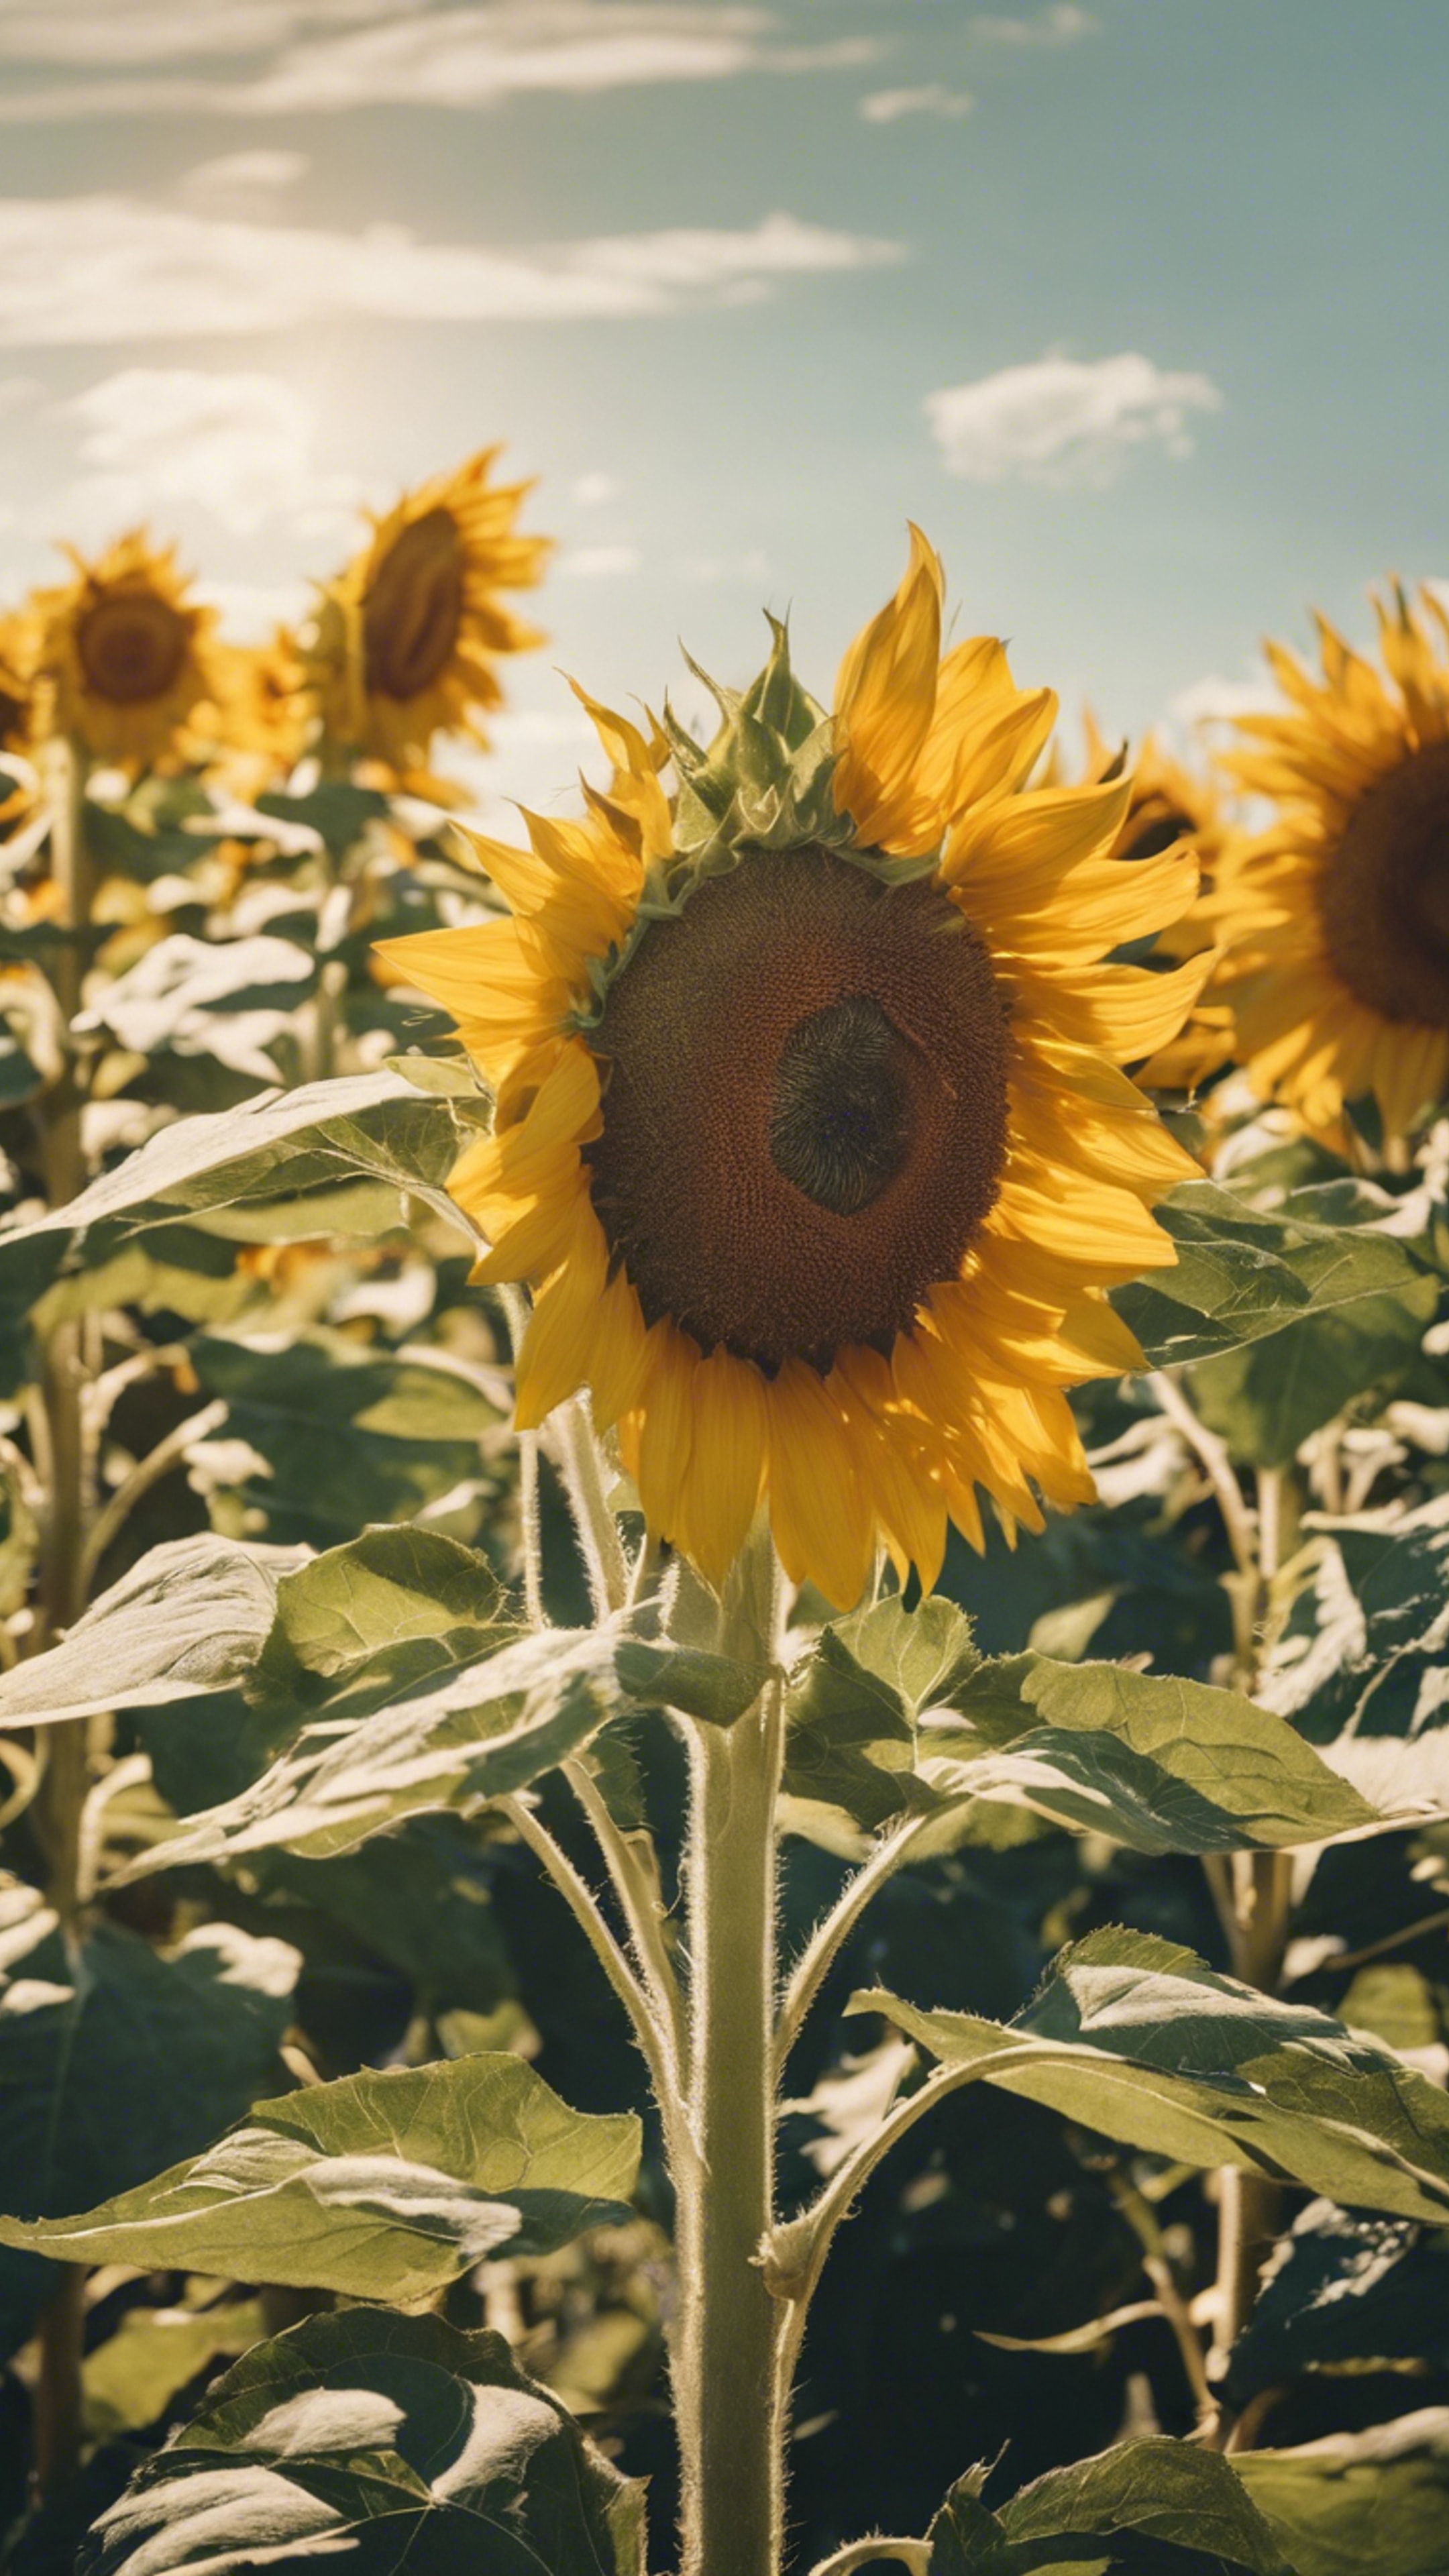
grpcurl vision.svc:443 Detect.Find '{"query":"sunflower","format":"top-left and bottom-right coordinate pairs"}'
top-left (1067, 712), bottom-right (1239, 1093)
top-left (378, 533), bottom-right (1203, 1607)
top-left (1197, 584), bottom-right (1449, 1137)
top-left (0, 609), bottom-right (35, 756)
top-left (308, 449), bottom-right (549, 778)
top-left (32, 533), bottom-right (221, 769)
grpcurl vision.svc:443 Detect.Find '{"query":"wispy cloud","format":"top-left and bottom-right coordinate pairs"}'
top-left (0, 3), bottom-right (880, 120)
top-left (557, 543), bottom-right (640, 576)
top-left (969, 5), bottom-right (1096, 46)
top-left (859, 83), bottom-right (973, 125)
top-left (176, 150), bottom-right (311, 216)
top-left (924, 352), bottom-right (1222, 486)
top-left (1169, 669), bottom-right (1279, 732)
top-left (57, 368), bottom-right (368, 539)
top-left (0, 198), bottom-right (904, 347)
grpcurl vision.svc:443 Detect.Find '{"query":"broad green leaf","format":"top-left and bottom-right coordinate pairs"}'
top-left (0, 1877), bottom-right (296, 2359)
top-left (0, 1536), bottom-right (305, 1726)
top-left (1226, 2200), bottom-right (1449, 2408)
top-left (778, 1597), bottom-right (959, 1844)
top-left (1189, 1271), bottom-right (1438, 1464)
top-left (83, 2300), bottom-right (266, 2438)
top-left (78, 932), bottom-right (317, 1081)
top-left (28, 1224), bottom-right (254, 1334)
top-left (1115, 1178), bottom-right (1436, 1373)
top-left (186, 1332), bottom-right (501, 1542)
top-left (1258, 1501), bottom-right (1449, 1819)
top-left (126, 1624), bottom-right (623, 1870)
top-left (78, 2308), bottom-right (647, 2575)
top-left (0, 1065), bottom-right (486, 1254)
top-left (926, 1653), bottom-right (1379, 1854)
top-left (852, 1926), bottom-right (1449, 2222)
top-left (784, 1627), bottom-right (1377, 1857)
top-left (1, 2053), bottom-right (640, 2300)
top-left (918, 2441), bottom-right (1289, 2573)
top-left (252, 1523), bottom-right (516, 1714)
top-left (614, 1636), bottom-right (773, 1725)
top-left (1234, 2413), bottom-right (1449, 2576)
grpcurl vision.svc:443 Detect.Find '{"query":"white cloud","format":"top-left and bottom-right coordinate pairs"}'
top-left (970, 5), bottom-right (1096, 45)
top-left (59, 368), bottom-right (367, 535)
top-left (924, 352), bottom-right (1222, 485)
top-left (0, 199), bottom-right (902, 347)
top-left (0, 3), bottom-right (393, 67)
top-left (177, 149), bottom-right (311, 215)
top-left (682, 545), bottom-right (774, 584)
top-left (557, 543), bottom-right (639, 576)
top-left (570, 470), bottom-right (619, 506)
top-left (0, 3), bottom-right (881, 119)
top-left (1169, 670), bottom-right (1279, 732)
top-left (859, 83), bottom-right (973, 123)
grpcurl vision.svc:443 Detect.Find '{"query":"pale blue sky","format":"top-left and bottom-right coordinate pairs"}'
top-left (0, 0), bottom-right (1444, 811)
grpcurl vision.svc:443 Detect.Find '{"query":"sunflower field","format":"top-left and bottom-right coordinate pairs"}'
top-left (1, 466), bottom-right (1449, 2576)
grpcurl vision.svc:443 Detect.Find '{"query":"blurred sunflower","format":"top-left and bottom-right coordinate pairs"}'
top-left (1074, 713), bottom-right (1240, 1093)
top-left (34, 533), bottom-right (219, 768)
top-left (207, 627), bottom-right (311, 786)
top-left (309, 449), bottom-right (549, 780)
top-left (0, 610), bottom-right (35, 755)
top-left (1200, 585), bottom-right (1449, 1136)
top-left (378, 533), bottom-right (1203, 1607)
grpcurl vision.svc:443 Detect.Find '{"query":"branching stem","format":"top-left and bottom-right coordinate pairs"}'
top-left (775, 1814), bottom-right (935, 2077)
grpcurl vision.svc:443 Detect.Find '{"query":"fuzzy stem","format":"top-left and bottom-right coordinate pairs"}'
top-left (29, 738), bottom-right (97, 2494)
top-left (675, 1679), bottom-right (788, 2576)
top-left (551, 1396), bottom-right (629, 1617)
top-left (775, 1814), bottom-right (934, 2079)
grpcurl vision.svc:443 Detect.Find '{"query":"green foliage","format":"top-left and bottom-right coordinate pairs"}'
top-left (1, 2054), bottom-right (641, 2299)
top-left (76, 2310), bottom-right (647, 2575)
top-left (855, 1927), bottom-right (1449, 2222)
top-left (924, 2439), bottom-right (1290, 2571)
top-left (0, 1536), bottom-right (304, 1724)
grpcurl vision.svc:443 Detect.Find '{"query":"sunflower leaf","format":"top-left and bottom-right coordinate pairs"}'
top-left (0, 1534), bottom-right (306, 1726)
top-left (0, 1065), bottom-right (485, 1254)
top-left (1114, 1180), bottom-right (1436, 1416)
top-left (919, 2439), bottom-right (1293, 2572)
top-left (76, 2309), bottom-right (647, 2576)
top-left (851, 1927), bottom-right (1449, 2222)
top-left (121, 1623), bottom-right (624, 1873)
top-left (920, 1652), bottom-right (1379, 1854)
top-left (1232, 2413), bottom-right (1449, 2576)
top-left (0, 2054), bottom-right (640, 2299)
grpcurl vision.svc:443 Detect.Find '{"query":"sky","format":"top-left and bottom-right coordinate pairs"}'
top-left (0, 0), bottom-right (1445, 814)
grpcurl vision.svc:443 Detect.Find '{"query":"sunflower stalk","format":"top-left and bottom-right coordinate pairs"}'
top-left (673, 1523), bottom-right (789, 2576)
top-left (30, 733), bottom-right (99, 2498)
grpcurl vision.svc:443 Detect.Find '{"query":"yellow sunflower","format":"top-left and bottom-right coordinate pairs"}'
top-left (308, 448), bottom-right (549, 777)
top-left (0, 609), bottom-right (35, 755)
top-left (1070, 713), bottom-right (1239, 1093)
top-left (377, 532), bottom-right (1204, 1608)
top-left (33, 532), bottom-right (221, 768)
top-left (1199, 584), bottom-right (1449, 1137)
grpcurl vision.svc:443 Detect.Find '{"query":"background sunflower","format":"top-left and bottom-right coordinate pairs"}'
top-left (306, 447), bottom-right (549, 784)
top-left (382, 535), bottom-right (1204, 1607)
top-left (32, 532), bottom-right (221, 770)
top-left (1199, 586), bottom-right (1449, 1139)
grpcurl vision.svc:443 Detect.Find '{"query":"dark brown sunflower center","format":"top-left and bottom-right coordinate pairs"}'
top-left (584, 844), bottom-right (1012, 1374)
top-left (364, 507), bottom-right (466, 701)
top-left (1318, 742), bottom-right (1449, 1026)
top-left (0, 686), bottom-right (25, 745)
top-left (76, 592), bottom-right (189, 706)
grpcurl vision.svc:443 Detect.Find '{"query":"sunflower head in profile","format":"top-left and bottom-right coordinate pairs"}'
top-left (1199, 585), bottom-right (1449, 1139)
top-left (308, 449), bottom-right (549, 780)
top-left (378, 533), bottom-right (1204, 1608)
top-left (34, 532), bottom-right (219, 767)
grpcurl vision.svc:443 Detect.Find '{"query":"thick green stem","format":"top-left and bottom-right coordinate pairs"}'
top-left (30, 738), bottom-right (97, 2493)
top-left (675, 1683), bottom-right (787, 2576)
